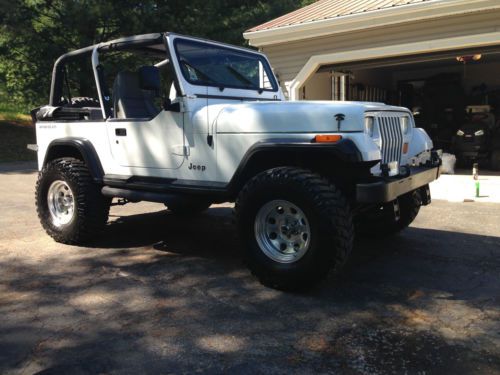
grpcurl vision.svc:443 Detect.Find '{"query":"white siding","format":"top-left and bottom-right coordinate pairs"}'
top-left (302, 71), bottom-right (331, 100)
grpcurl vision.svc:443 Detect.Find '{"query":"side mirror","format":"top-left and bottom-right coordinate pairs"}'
top-left (163, 98), bottom-right (180, 112)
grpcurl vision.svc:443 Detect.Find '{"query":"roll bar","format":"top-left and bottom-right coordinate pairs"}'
top-left (48, 33), bottom-right (164, 118)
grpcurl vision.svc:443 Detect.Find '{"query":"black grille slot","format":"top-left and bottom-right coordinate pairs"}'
top-left (377, 115), bottom-right (403, 164)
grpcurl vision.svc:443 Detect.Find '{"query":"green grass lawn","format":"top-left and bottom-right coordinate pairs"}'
top-left (0, 101), bottom-right (32, 124)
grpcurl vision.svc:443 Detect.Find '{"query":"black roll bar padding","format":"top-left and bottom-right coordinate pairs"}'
top-left (49, 33), bottom-right (164, 107)
top-left (49, 45), bottom-right (97, 106)
top-left (96, 65), bottom-right (112, 118)
top-left (97, 33), bottom-right (163, 53)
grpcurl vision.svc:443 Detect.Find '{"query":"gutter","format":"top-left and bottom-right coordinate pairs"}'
top-left (244, 0), bottom-right (500, 47)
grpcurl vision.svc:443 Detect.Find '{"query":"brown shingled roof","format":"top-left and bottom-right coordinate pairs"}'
top-left (247, 0), bottom-right (431, 32)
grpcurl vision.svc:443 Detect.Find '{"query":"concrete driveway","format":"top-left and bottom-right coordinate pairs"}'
top-left (1, 162), bottom-right (499, 374)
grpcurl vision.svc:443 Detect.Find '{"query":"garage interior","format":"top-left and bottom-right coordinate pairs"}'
top-left (301, 47), bottom-right (500, 170)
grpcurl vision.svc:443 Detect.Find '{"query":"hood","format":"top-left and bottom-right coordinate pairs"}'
top-left (214, 100), bottom-right (409, 134)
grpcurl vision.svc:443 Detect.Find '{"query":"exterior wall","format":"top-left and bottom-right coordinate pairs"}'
top-left (262, 9), bottom-right (500, 96)
top-left (302, 69), bottom-right (394, 102)
top-left (302, 71), bottom-right (331, 100)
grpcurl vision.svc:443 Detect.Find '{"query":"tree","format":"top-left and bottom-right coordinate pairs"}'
top-left (0, 0), bottom-right (314, 107)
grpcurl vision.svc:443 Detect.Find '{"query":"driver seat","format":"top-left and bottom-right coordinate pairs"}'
top-left (113, 66), bottom-right (161, 119)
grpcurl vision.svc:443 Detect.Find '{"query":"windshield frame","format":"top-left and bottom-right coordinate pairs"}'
top-left (173, 38), bottom-right (279, 93)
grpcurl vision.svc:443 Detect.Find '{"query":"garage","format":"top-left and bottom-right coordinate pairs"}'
top-left (305, 47), bottom-right (500, 169)
top-left (244, 0), bottom-right (500, 169)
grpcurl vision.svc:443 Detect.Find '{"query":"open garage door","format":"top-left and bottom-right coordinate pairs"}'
top-left (304, 46), bottom-right (500, 170)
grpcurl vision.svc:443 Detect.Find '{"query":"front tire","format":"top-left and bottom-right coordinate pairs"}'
top-left (356, 190), bottom-right (421, 237)
top-left (235, 167), bottom-right (354, 291)
top-left (35, 158), bottom-right (110, 244)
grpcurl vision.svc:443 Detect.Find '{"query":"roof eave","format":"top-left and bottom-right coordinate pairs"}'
top-left (244, 0), bottom-right (500, 47)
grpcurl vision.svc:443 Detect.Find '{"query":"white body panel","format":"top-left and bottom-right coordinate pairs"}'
top-left (106, 110), bottom-right (184, 170)
top-left (36, 103), bottom-right (431, 183)
top-left (216, 132), bottom-right (383, 182)
top-left (215, 101), bottom-right (365, 134)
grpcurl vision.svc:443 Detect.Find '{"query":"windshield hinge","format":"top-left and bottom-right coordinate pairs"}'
top-left (179, 100), bottom-right (187, 112)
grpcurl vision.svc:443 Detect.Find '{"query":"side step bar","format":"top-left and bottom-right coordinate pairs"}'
top-left (102, 186), bottom-right (177, 204)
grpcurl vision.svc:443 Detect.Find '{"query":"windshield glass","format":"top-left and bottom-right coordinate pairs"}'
top-left (174, 38), bottom-right (278, 92)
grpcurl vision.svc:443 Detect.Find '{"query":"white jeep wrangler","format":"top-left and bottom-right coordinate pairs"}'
top-left (32, 33), bottom-right (440, 290)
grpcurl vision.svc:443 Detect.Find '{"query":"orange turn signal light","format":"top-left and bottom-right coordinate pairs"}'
top-left (402, 142), bottom-right (409, 154)
top-left (314, 134), bottom-right (343, 143)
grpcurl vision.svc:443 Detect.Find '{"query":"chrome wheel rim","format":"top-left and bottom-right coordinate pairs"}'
top-left (47, 180), bottom-right (75, 227)
top-left (254, 200), bottom-right (311, 263)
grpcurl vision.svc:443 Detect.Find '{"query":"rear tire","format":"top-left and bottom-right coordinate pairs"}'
top-left (235, 167), bottom-right (354, 291)
top-left (356, 190), bottom-right (421, 237)
top-left (36, 158), bottom-right (110, 244)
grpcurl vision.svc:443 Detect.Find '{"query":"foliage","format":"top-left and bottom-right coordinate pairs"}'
top-left (0, 84), bottom-right (32, 122)
top-left (0, 0), bottom-right (314, 108)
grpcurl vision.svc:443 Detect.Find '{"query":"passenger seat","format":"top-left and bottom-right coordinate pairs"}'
top-left (112, 66), bottom-right (161, 119)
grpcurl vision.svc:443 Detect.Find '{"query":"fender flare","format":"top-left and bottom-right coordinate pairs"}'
top-left (227, 138), bottom-right (369, 194)
top-left (43, 138), bottom-right (104, 182)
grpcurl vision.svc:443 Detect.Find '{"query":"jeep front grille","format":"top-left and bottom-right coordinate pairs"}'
top-left (377, 115), bottom-right (404, 164)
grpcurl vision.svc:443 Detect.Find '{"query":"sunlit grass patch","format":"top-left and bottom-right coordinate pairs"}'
top-left (0, 102), bottom-right (32, 126)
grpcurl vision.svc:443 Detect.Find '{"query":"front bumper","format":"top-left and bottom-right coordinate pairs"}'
top-left (356, 166), bottom-right (441, 203)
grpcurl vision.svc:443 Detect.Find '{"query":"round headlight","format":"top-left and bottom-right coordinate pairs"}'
top-left (401, 116), bottom-right (410, 135)
top-left (364, 117), bottom-right (374, 137)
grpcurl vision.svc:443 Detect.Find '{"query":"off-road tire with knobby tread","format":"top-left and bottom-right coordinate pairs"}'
top-left (36, 157), bottom-right (110, 244)
top-left (235, 167), bottom-right (354, 291)
top-left (356, 189), bottom-right (421, 237)
top-left (69, 97), bottom-right (100, 108)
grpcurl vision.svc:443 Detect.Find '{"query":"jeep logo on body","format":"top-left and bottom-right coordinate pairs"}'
top-left (188, 163), bottom-right (206, 171)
